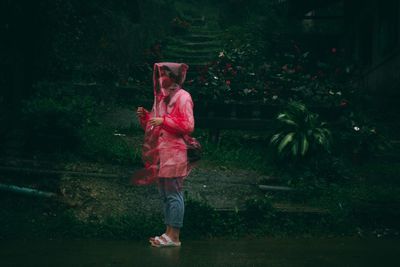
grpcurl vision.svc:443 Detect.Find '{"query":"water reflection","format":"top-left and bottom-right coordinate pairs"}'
top-left (1, 237), bottom-right (400, 267)
top-left (149, 245), bottom-right (181, 266)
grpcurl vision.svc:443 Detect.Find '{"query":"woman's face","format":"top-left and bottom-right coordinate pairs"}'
top-left (159, 75), bottom-right (174, 89)
top-left (159, 68), bottom-right (177, 92)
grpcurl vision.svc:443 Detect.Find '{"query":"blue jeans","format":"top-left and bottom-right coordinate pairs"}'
top-left (157, 177), bottom-right (185, 228)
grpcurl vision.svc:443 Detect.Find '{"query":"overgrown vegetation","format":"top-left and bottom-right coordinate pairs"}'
top-left (1, 0), bottom-right (398, 240)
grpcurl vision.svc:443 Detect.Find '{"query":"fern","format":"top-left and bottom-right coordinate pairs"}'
top-left (269, 100), bottom-right (332, 160)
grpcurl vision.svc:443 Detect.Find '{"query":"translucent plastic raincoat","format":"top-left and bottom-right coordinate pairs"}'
top-left (132, 62), bottom-right (200, 185)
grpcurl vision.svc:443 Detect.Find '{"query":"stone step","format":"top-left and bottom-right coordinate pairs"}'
top-left (259, 185), bottom-right (295, 191)
top-left (166, 39), bottom-right (222, 50)
top-left (272, 202), bottom-right (330, 214)
top-left (186, 63), bottom-right (213, 70)
top-left (164, 50), bottom-right (216, 58)
top-left (0, 165), bottom-right (121, 179)
top-left (165, 45), bottom-right (220, 55)
top-left (178, 14), bottom-right (207, 26)
top-left (162, 55), bottom-right (214, 65)
top-left (163, 56), bottom-right (212, 67)
top-left (215, 202), bottom-right (330, 214)
top-left (187, 32), bottom-right (223, 38)
top-left (189, 27), bottom-right (223, 35)
top-left (180, 41), bottom-right (221, 50)
top-left (166, 62), bottom-right (212, 70)
top-left (166, 35), bottom-right (222, 44)
top-left (0, 157), bottom-right (132, 178)
top-left (0, 182), bottom-right (57, 198)
top-left (164, 51), bottom-right (216, 61)
top-left (180, 34), bottom-right (221, 42)
top-left (164, 49), bottom-right (217, 60)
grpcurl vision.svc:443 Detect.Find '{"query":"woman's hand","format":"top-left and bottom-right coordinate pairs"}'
top-left (136, 107), bottom-right (147, 118)
top-left (149, 117), bottom-right (164, 126)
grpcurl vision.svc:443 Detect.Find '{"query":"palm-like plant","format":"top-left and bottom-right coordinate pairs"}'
top-left (270, 101), bottom-right (332, 159)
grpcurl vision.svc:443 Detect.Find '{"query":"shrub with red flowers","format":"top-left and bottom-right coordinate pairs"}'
top-left (279, 45), bottom-right (357, 108)
top-left (190, 43), bottom-right (268, 104)
top-left (332, 110), bottom-right (392, 163)
top-left (190, 39), bottom-right (356, 110)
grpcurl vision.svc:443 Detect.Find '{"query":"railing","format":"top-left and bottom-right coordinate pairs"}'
top-left (194, 102), bottom-right (343, 142)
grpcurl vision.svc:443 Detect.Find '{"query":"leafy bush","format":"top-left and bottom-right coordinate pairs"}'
top-left (333, 111), bottom-right (391, 163)
top-left (269, 101), bottom-right (332, 161)
top-left (21, 82), bottom-right (99, 152)
top-left (182, 196), bottom-right (224, 237)
top-left (243, 196), bottom-right (276, 228)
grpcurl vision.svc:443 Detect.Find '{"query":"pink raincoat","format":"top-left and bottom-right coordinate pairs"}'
top-left (132, 62), bottom-right (200, 185)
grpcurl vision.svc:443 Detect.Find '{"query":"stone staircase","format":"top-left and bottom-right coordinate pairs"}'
top-left (162, 12), bottom-right (223, 80)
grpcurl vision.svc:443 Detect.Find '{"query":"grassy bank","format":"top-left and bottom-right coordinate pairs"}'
top-left (1, 171), bottom-right (399, 241)
top-left (1, 88), bottom-right (400, 240)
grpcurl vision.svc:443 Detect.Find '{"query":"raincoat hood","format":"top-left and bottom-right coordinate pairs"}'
top-left (153, 62), bottom-right (189, 99)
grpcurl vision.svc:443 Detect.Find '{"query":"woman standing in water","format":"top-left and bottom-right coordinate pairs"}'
top-left (135, 62), bottom-right (199, 248)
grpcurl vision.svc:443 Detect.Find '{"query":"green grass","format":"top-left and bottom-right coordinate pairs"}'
top-left (193, 129), bottom-right (275, 173)
top-left (77, 125), bottom-right (142, 166)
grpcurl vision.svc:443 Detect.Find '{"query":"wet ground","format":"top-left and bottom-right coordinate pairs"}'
top-left (1, 237), bottom-right (399, 267)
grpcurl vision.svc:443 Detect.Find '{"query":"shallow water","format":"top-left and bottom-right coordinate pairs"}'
top-left (1, 237), bottom-right (399, 267)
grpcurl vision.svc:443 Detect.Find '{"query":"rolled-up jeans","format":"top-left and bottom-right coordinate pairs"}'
top-left (157, 177), bottom-right (184, 228)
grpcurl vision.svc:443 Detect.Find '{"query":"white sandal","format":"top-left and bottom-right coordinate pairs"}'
top-left (151, 233), bottom-right (181, 248)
